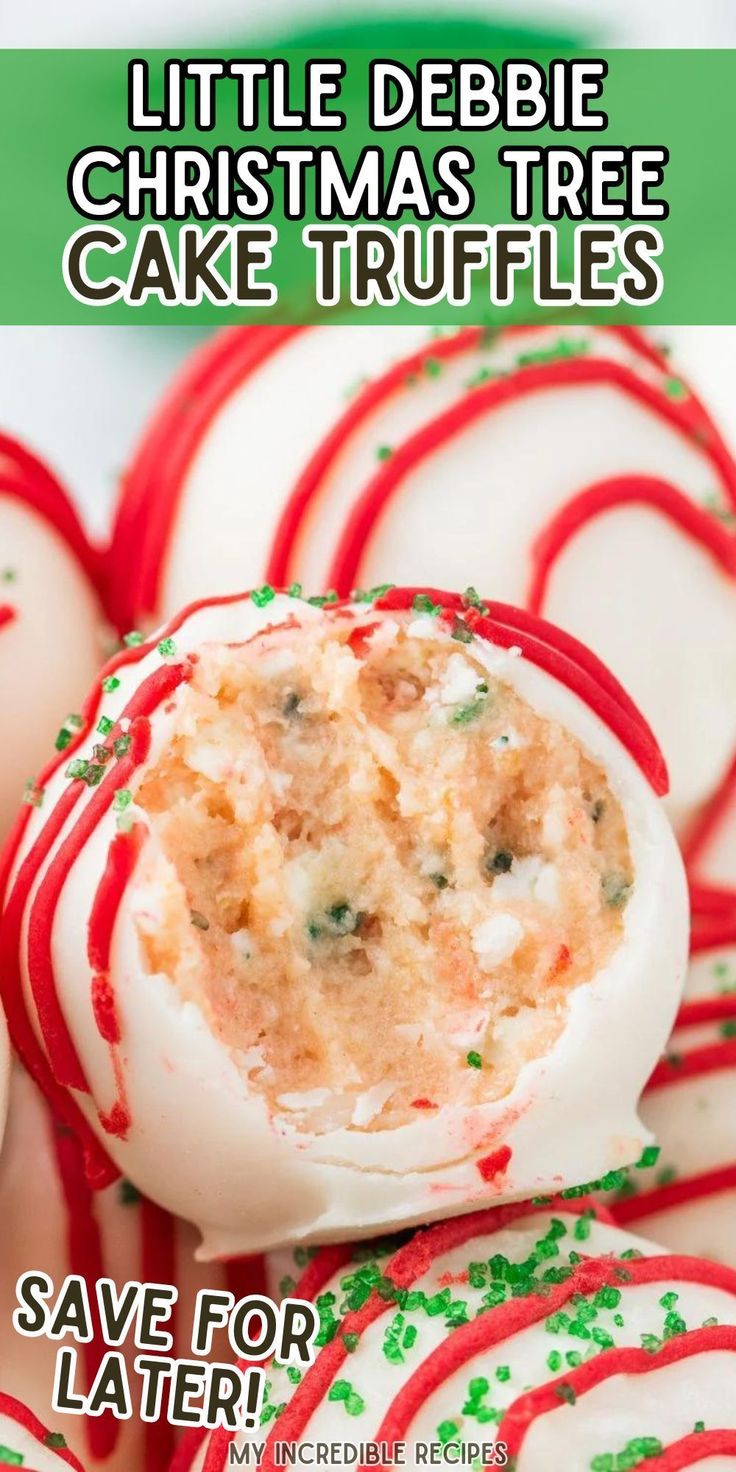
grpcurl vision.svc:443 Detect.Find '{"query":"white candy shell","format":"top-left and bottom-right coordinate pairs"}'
top-left (2, 591), bottom-right (688, 1257)
top-left (0, 435), bottom-right (103, 840)
top-left (109, 324), bottom-right (736, 845)
top-left (614, 938), bottom-right (736, 1267)
top-left (174, 1204), bottom-right (736, 1472)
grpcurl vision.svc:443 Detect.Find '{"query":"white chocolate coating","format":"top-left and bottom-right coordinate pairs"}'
top-left (5, 592), bottom-right (687, 1257)
top-left (0, 480), bottom-right (102, 840)
top-left (111, 324), bottom-right (736, 839)
top-left (615, 942), bottom-right (736, 1266)
top-left (0, 1391), bottom-right (89, 1469)
top-left (182, 1208), bottom-right (736, 1472)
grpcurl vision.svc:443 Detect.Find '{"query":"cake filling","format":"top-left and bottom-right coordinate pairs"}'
top-left (132, 610), bottom-right (632, 1134)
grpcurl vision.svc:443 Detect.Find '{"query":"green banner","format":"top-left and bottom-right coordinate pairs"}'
top-left (0, 48), bottom-right (733, 323)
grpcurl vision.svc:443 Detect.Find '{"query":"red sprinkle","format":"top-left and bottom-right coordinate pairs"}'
top-left (476, 1145), bottom-right (512, 1183)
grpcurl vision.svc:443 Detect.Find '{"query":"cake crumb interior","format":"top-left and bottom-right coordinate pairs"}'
top-left (133, 609), bottom-right (632, 1134)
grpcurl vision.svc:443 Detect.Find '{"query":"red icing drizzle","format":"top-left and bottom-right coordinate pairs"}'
top-left (376, 587), bottom-right (668, 795)
top-left (609, 936), bottom-right (736, 1232)
top-left (0, 432), bottom-right (102, 593)
top-left (644, 1429), bottom-right (736, 1469)
top-left (0, 1389), bottom-right (87, 1469)
top-left (615, 1163), bottom-right (736, 1229)
top-left (111, 325), bottom-right (736, 920)
top-left (140, 1196), bottom-right (179, 1471)
top-left (87, 825), bottom-right (146, 1140)
top-left (52, 1116), bottom-right (120, 1462)
top-left (108, 327), bottom-right (301, 628)
top-left (185, 1201), bottom-right (609, 1472)
top-left (0, 641), bottom-right (190, 1185)
top-left (325, 355), bottom-right (736, 595)
top-left (0, 603), bottom-right (16, 632)
top-left (366, 1267), bottom-right (736, 1466)
top-left (266, 327), bottom-right (484, 586)
top-left (527, 473), bottom-right (736, 612)
top-left (498, 1327), bottom-right (736, 1467)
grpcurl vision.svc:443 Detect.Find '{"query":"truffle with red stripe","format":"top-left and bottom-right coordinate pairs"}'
top-left (0, 1065), bottom-right (268, 1471)
top-left (612, 933), bottom-right (736, 1267)
top-left (172, 1203), bottom-right (736, 1472)
top-left (0, 1391), bottom-right (88, 1469)
top-left (0, 432), bottom-right (103, 840)
top-left (108, 323), bottom-right (736, 849)
top-left (0, 586), bottom-right (686, 1256)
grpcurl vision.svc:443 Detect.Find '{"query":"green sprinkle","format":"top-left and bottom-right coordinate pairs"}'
top-left (157, 637), bottom-right (177, 657)
top-left (308, 902), bottom-right (364, 941)
top-left (113, 734), bottom-right (131, 758)
top-left (636, 1145), bottom-right (660, 1170)
top-left (66, 758), bottom-right (89, 780)
top-left (694, 1421), bottom-right (705, 1433)
top-left (495, 1366), bottom-right (511, 1383)
top-left (286, 1367), bottom-right (301, 1385)
top-left (342, 1333), bottom-right (359, 1354)
top-left (287, 582), bottom-right (303, 598)
top-left (97, 715), bottom-right (114, 736)
top-left (113, 788), bottom-right (132, 812)
top-left (102, 674), bottom-right (121, 693)
top-left (119, 1179), bottom-right (141, 1206)
top-left (66, 713), bottom-right (84, 729)
top-left (665, 376), bottom-right (687, 400)
top-left (601, 872), bottom-right (633, 909)
top-left (720, 1018), bottom-right (736, 1038)
top-left (466, 1051), bottom-right (483, 1070)
top-left (485, 848), bottom-right (513, 876)
top-left (430, 872), bottom-right (449, 890)
top-left (251, 585), bottom-right (276, 608)
top-left (412, 593), bottom-right (441, 615)
top-left (353, 583), bottom-right (395, 604)
top-left (123, 630), bottom-right (144, 647)
top-left (656, 1165), bottom-right (678, 1187)
top-left (450, 699), bottom-right (486, 727)
top-left (1, 567), bottom-right (17, 582)
top-left (555, 1383), bottom-right (576, 1404)
top-left (190, 910), bottom-right (210, 931)
top-left (279, 1276), bottom-right (296, 1298)
top-left (450, 616), bottom-right (474, 644)
top-left (424, 356), bottom-right (442, 378)
top-left (376, 445), bottom-right (393, 461)
top-left (22, 779), bottom-right (43, 809)
top-left (0, 1448), bottom-right (24, 1465)
top-left (84, 764), bottom-right (105, 787)
top-left (44, 1433), bottom-right (67, 1450)
top-left (437, 1421), bottom-right (459, 1445)
top-left (54, 727), bottom-right (73, 752)
top-left (547, 1350), bottom-right (562, 1372)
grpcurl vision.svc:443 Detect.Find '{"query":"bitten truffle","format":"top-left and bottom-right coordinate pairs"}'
top-left (0, 587), bottom-right (687, 1255)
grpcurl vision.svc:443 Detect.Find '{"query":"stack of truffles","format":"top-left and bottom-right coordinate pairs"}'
top-left (0, 323), bottom-right (735, 1471)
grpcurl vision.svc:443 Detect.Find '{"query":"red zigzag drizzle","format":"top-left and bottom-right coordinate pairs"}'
top-left (614, 933), bottom-right (736, 1233)
top-left (0, 1388), bottom-right (87, 1470)
top-left (110, 324), bottom-right (736, 924)
top-left (172, 1200), bottom-right (736, 1472)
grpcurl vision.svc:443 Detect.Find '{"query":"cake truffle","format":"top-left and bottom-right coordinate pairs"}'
top-left (108, 324), bottom-right (736, 840)
top-left (0, 433), bottom-right (102, 840)
top-left (0, 587), bottom-right (687, 1255)
top-left (613, 933), bottom-right (736, 1267)
top-left (174, 1202), bottom-right (736, 1472)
